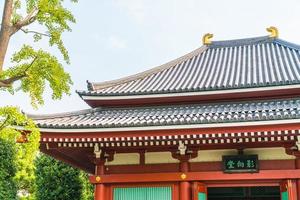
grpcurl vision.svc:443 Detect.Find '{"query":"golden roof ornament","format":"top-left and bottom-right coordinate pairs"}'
top-left (266, 26), bottom-right (279, 38)
top-left (202, 33), bottom-right (213, 45)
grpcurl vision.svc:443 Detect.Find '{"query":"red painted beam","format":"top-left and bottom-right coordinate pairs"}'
top-left (89, 169), bottom-right (300, 184)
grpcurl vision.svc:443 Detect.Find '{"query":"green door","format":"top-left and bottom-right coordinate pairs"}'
top-left (113, 186), bottom-right (172, 200)
top-left (198, 192), bottom-right (206, 200)
top-left (280, 181), bottom-right (289, 200)
top-left (281, 191), bottom-right (289, 200)
top-left (195, 182), bottom-right (207, 200)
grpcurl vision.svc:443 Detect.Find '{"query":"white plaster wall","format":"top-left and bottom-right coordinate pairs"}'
top-left (145, 152), bottom-right (179, 164)
top-left (244, 147), bottom-right (295, 160)
top-left (106, 153), bottom-right (139, 165)
top-left (190, 147), bottom-right (295, 162)
top-left (190, 149), bottom-right (238, 162)
top-left (105, 147), bottom-right (295, 166)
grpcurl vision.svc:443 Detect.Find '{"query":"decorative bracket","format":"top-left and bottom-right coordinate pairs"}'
top-left (91, 144), bottom-right (114, 165)
top-left (285, 148), bottom-right (300, 158)
top-left (266, 26), bottom-right (279, 38)
top-left (94, 143), bottom-right (101, 159)
top-left (172, 141), bottom-right (198, 161)
top-left (104, 151), bottom-right (115, 162)
top-left (178, 140), bottom-right (187, 155)
top-left (296, 136), bottom-right (300, 150)
top-left (285, 137), bottom-right (300, 158)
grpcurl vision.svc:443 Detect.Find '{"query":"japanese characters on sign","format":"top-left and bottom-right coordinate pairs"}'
top-left (222, 155), bottom-right (259, 173)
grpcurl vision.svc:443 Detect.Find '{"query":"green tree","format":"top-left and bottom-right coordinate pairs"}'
top-left (0, 106), bottom-right (39, 200)
top-left (35, 154), bottom-right (82, 200)
top-left (0, 138), bottom-right (17, 200)
top-left (0, 0), bottom-right (76, 198)
top-left (80, 172), bottom-right (94, 200)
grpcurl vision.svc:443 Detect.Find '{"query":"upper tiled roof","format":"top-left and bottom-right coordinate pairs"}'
top-left (78, 36), bottom-right (300, 97)
top-left (30, 98), bottom-right (300, 129)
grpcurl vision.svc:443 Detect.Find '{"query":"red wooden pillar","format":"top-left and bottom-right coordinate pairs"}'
top-left (280, 179), bottom-right (298, 200)
top-left (296, 158), bottom-right (300, 199)
top-left (94, 184), bottom-right (105, 200)
top-left (180, 160), bottom-right (191, 200)
top-left (94, 161), bottom-right (105, 200)
top-left (287, 180), bottom-right (298, 200)
top-left (285, 147), bottom-right (300, 199)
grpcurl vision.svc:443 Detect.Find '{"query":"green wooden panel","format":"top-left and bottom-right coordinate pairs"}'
top-left (198, 192), bottom-right (206, 200)
top-left (113, 186), bottom-right (172, 200)
top-left (281, 191), bottom-right (289, 200)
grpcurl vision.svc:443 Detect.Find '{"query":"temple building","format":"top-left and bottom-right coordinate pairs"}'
top-left (30, 27), bottom-right (300, 200)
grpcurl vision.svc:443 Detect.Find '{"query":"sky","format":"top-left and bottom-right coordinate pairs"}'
top-left (1, 0), bottom-right (300, 114)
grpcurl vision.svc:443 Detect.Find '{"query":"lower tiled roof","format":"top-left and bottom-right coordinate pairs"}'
top-left (30, 98), bottom-right (300, 129)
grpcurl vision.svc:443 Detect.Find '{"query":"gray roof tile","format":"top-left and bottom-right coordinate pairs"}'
top-left (31, 98), bottom-right (300, 129)
top-left (78, 36), bottom-right (300, 97)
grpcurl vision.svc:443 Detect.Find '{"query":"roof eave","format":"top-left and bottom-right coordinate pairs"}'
top-left (35, 118), bottom-right (300, 133)
top-left (79, 84), bottom-right (300, 107)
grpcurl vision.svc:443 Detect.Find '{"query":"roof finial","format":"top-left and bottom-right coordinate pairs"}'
top-left (86, 80), bottom-right (94, 91)
top-left (266, 26), bottom-right (279, 38)
top-left (202, 33), bottom-right (213, 45)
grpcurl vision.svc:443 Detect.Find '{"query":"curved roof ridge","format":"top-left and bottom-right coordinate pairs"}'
top-left (274, 38), bottom-right (300, 50)
top-left (209, 36), bottom-right (300, 50)
top-left (210, 36), bottom-right (272, 48)
top-left (88, 45), bottom-right (208, 91)
top-left (26, 107), bottom-right (102, 120)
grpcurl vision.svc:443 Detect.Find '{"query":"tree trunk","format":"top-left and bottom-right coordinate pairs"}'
top-left (0, 0), bottom-right (13, 72)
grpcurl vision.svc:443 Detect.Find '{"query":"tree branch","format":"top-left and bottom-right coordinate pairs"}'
top-left (0, 57), bottom-right (37, 88)
top-left (11, 8), bottom-right (39, 35)
top-left (20, 28), bottom-right (50, 37)
top-left (0, 0), bottom-right (13, 30)
top-left (0, 116), bottom-right (9, 131)
top-left (0, 0), bottom-right (14, 72)
top-left (0, 74), bottom-right (27, 87)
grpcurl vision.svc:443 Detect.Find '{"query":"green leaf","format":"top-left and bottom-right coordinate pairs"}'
top-left (33, 34), bottom-right (42, 42)
top-left (1, 1), bottom-right (78, 199)
top-left (35, 154), bottom-right (83, 200)
top-left (2, 45), bottom-right (73, 107)
top-left (0, 139), bottom-right (17, 200)
top-left (0, 106), bottom-right (40, 199)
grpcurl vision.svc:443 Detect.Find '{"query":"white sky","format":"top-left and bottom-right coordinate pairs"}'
top-left (1, 0), bottom-right (300, 114)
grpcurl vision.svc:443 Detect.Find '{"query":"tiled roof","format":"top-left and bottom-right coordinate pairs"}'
top-left (31, 98), bottom-right (300, 129)
top-left (78, 36), bottom-right (300, 97)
